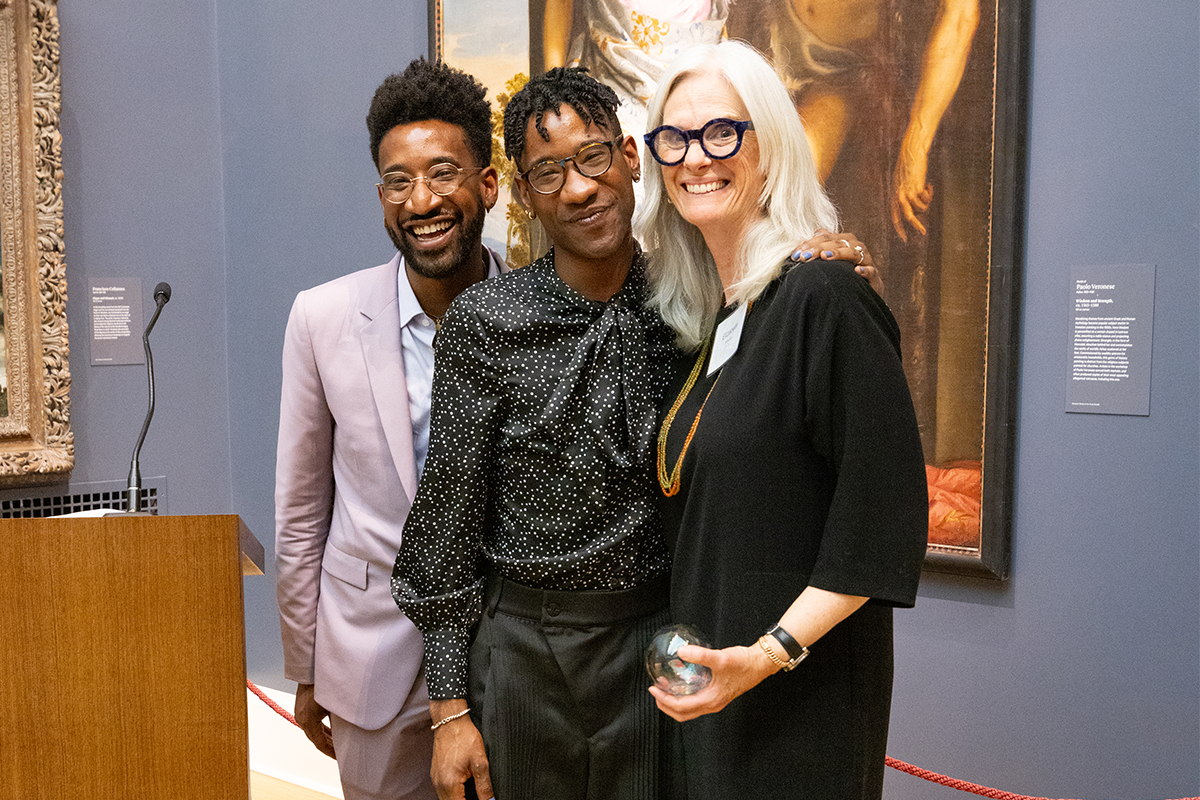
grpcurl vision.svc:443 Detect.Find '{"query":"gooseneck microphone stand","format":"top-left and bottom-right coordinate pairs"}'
top-left (126, 282), bottom-right (172, 513)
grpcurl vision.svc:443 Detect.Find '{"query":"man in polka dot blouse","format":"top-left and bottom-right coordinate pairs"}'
top-left (275, 59), bottom-right (505, 800)
top-left (394, 65), bottom-right (679, 800)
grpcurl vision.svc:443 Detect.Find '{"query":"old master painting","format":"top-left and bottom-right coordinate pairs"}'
top-left (430, 0), bottom-right (1025, 578)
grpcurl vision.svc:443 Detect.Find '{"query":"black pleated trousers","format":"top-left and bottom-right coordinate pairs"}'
top-left (468, 572), bottom-right (684, 800)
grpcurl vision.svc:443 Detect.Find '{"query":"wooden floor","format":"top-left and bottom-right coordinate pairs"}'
top-left (251, 771), bottom-right (338, 800)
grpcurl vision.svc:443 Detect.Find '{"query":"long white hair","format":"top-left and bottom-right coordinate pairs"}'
top-left (634, 40), bottom-right (839, 351)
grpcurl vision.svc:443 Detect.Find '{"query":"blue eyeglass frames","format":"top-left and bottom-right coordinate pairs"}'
top-left (643, 118), bottom-right (755, 166)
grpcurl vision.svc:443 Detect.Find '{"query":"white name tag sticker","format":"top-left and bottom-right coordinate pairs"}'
top-left (708, 302), bottom-right (747, 376)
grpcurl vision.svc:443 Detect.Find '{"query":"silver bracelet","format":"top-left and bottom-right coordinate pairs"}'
top-left (430, 707), bottom-right (471, 731)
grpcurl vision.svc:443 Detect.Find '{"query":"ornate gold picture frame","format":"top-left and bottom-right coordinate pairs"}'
top-left (0, 0), bottom-right (70, 486)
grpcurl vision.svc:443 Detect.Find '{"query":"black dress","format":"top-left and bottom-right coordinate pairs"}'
top-left (658, 260), bottom-right (928, 800)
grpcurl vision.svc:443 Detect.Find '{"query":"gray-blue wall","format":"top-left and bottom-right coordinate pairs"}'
top-left (53, 2), bottom-right (1198, 798)
top-left (60, 2), bottom-right (231, 509)
top-left (888, 4), bottom-right (1199, 797)
top-left (215, 0), bottom-right (427, 691)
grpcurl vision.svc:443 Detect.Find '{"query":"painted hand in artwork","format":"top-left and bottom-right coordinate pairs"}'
top-left (891, 150), bottom-right (934, 241)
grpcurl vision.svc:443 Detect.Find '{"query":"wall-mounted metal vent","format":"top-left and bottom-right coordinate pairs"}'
top-left (0, 477), bottom-right (168, 519)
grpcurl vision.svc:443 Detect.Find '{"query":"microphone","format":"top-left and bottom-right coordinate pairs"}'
top-left (126, 282), bottom-right (172, 513)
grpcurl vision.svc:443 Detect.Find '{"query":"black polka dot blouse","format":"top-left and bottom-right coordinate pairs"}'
top-left (392, 249), bottom-right (676, 700)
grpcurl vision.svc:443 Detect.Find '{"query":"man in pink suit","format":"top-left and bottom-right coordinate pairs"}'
top-left (274, 59), bottom-right (503, 800)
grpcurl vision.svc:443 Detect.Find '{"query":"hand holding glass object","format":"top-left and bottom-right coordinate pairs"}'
top-left (645, 624), bottom-right (713, 696)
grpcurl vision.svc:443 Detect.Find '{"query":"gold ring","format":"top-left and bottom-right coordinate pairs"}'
top-left (838, 239), bottom-right (851, 249)
top-left (854, 245), bottom-right (866, 265)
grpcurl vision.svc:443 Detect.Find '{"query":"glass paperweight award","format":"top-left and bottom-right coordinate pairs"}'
top-left (645, 624), bottom-right (712, 696)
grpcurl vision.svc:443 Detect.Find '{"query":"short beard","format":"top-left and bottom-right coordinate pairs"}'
top-left (388, 206), bottom-right (487, 280)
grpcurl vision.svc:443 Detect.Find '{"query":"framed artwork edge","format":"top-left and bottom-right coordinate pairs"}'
top-left (429, 0), bottom-right (443, 62)
top-left (0, 0), bottom-right (72, 488)
top-left (923, 0), bottom-right (1029, 581)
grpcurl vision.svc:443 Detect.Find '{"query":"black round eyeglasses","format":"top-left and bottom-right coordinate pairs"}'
top-left (643, 118), bottom-right (755, 166)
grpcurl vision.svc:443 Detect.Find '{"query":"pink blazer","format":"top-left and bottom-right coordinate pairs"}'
top-left (275, 254), bottom-right (423, 730)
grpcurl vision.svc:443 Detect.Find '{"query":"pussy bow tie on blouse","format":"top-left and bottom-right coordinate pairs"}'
top-left (534, 270), bottom-right (659, 471)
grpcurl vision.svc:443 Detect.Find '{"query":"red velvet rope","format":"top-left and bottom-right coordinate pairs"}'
top-left (247, 677), bottom-right (298, 726)
top-left (887, 755), bottom-right (1196, 800)
top-left (247, 679), bottom-right (1196, 800)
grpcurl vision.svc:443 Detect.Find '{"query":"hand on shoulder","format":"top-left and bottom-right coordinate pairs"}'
top-left (789, 228), bottom-right (885, 299)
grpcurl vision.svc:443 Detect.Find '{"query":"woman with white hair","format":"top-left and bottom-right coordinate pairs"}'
top-left (636, 40), bottom-right (928, 798)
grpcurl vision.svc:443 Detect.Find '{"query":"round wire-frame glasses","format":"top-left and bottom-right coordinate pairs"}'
top-left (643, 118), bottom-right (755, 166)
top-left (376, 164), bottom-right (484, 204)
top-left (519, 139), bottom-right (622, 195)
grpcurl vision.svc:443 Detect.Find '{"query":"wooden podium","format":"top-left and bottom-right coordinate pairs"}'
top-left (0, 514), bottom-right (265, 800)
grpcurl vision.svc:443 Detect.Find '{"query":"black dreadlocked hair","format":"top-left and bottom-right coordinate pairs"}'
top-left (502, 66), bottom-right (622, 167)
top-left (367, 58), bottom-right (492, 171)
